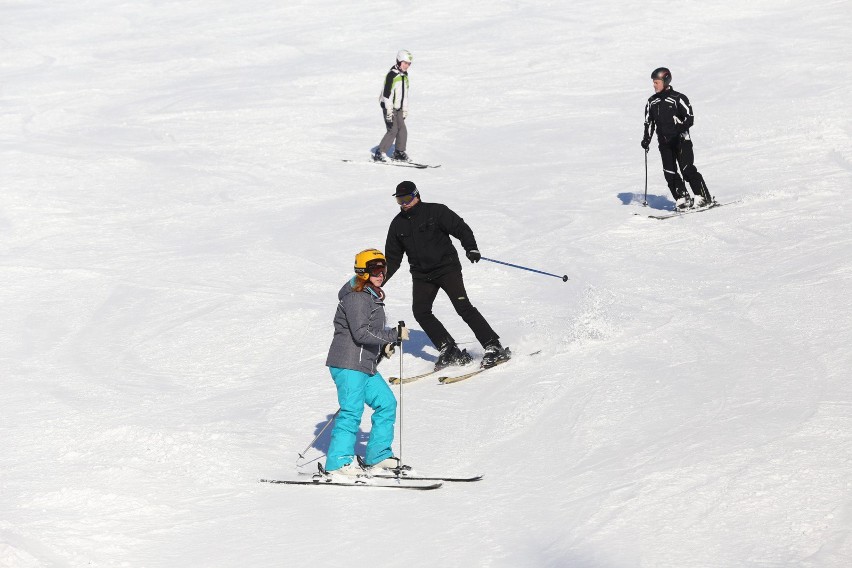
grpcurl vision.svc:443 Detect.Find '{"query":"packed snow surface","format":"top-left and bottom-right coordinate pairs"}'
top-left (1, 1), bottom-right (850, 566)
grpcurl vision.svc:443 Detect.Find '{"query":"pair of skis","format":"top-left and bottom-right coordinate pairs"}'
top-left (342, 158), bottom-right (440, 170)
top-left (640, 199), bottom-right (740, 220)
top-left (270, 350), bottom-right (541, 489)
top-left (389, 349), bottom-right (540, 385)
top-left (261, 468), bottom-right (482, 490)
top-left (390, 359), bottom-right (509, 386)
top-left (265, 354), bottom-right (526, 489)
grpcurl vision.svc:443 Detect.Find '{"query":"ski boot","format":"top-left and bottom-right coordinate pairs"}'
top-left (675, 195), bottom-right (693, 210)
top-left (691, 180), bottom-right (713, 208)
top-left (315, 462), bottom-right (368, 483)
top-left (434, 342), bottom-right (473, 371)
top-left (481, 340), bottom-right (511, 369)
top-left (357, 456), bottom-right (415, 477)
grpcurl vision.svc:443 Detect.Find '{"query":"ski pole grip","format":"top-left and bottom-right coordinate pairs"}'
top-left (397, 321), bottom-right (405, 344)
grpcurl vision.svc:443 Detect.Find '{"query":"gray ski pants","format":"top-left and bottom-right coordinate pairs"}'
top-left (378, 109), bottom-right (407, 156)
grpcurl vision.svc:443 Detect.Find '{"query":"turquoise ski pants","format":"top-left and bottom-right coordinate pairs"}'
top-left (325, 367), bottom-right (397, 471)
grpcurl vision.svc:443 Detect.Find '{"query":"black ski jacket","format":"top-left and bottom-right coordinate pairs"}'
top-left (384, 201), bottom-right (478, 282)
top-left (644, 87), bottom-right (695, 145)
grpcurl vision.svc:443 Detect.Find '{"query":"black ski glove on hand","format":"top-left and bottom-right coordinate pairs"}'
top-left (466, 249), bottom-right (481, 263)
top-left (381, 343), bottom-right (395, 360)
top-left (641, 137), bottom-right (651, 150)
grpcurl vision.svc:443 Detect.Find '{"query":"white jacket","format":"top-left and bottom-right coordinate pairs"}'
top-left (379, 65), bottom-right (409, 112)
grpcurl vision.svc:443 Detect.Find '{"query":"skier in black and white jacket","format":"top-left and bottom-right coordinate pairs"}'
top-left (642, 67), bottom-right (713, 209)
top-left (373, 50), bottom-right (412, 163)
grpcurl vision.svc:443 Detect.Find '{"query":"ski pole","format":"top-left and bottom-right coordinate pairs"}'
top-left (481, 257), bottom-right (569, 282)
top-left (643, 148), bottom-right (649, 206)
top-left (297, 408), bottom-right (340, 462)
top-left (397, 321), bottom-right (405, 472)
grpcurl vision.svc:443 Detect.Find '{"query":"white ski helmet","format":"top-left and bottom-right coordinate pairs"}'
top-left (396, 50), bottom-right (413, 64)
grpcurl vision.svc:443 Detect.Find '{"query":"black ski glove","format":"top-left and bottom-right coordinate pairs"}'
top-left (378, 343), bottom-right (395, 362)
top-left (466, 249), bottom-right (481, 263)
top-left (641, 137), bottom-right (651, 150)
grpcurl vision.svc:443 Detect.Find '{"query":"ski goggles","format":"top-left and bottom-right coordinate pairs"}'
top-left (395, 193), bottom-right (417, 205)
top-left (356, 260), bottom-right (387, 277)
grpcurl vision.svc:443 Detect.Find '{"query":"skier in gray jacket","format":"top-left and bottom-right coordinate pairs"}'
top-left (322, 248), bottom-right (410, 478)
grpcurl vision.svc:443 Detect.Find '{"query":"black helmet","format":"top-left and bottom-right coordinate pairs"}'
top-left (651, 67), bottom-right (672, 86)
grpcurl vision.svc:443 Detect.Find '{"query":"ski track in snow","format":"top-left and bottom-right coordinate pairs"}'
top-left (2, 0), bottom-right (851, 566)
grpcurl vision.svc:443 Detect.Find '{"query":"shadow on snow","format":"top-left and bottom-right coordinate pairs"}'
top-left (617, 192), bottom-right (674, 211)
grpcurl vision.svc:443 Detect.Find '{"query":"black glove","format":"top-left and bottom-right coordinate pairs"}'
top-left (378, 343), bottom-right (395, 362)
top-left (641, 137), bottom-right (651, 150)
top-left (466, 249), bottom-right (481, 263)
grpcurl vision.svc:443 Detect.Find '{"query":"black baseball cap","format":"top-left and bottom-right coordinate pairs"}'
top-left (392, 180), bottom-right (419, 197)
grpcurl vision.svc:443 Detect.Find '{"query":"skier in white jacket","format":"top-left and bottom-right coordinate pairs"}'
top-left (374, 50), bottom-right (412, 163)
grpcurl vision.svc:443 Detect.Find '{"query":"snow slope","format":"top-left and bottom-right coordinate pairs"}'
top-left (2, 1), bottom-right (850, 566)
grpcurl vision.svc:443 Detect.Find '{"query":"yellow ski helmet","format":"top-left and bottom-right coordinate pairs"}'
top-left (354, 249), bottom-right (387, 280)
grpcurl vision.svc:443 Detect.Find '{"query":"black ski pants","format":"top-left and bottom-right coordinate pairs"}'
top-left (411, 270), bottom-right (498, 349)
top-left (658, 138), bottom-right (711, 202)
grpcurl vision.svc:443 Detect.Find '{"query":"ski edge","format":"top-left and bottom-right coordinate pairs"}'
top-left (438, 369), bottom-right (485, 384)
top-left (438, 360), bottom-right (508, 384)
top-left (372, 474), bottom-right (483, 482)
top-left (388, 362), bottom-right (478, 384)
top-left (388, 370), bottom-right (437, 385)
top-left (259, 478), bottom-right (443, 490)
top-left (342, 159), bottom-right (440, 169)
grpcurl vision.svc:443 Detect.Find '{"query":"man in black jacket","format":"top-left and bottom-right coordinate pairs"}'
top-left (384, 181), bottom-right (510, 370)
top-left (642, 67), bottom-right (713, 209)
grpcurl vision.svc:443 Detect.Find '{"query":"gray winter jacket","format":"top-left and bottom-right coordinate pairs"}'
top-left (325, 279), bottom-right (398, 375)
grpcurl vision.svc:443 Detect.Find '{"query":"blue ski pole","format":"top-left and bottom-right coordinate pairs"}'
top-left (480, 257), bottom-right (569, 282)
